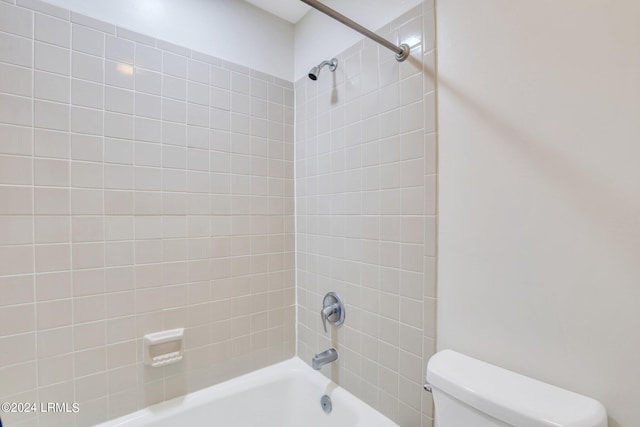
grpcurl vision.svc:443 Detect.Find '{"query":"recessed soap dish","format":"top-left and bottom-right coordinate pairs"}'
top-left (143, 328), bottom-right (184, 367)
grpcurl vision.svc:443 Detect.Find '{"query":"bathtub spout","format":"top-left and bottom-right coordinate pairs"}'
top-left (312, 348), bottom-right (338, 370)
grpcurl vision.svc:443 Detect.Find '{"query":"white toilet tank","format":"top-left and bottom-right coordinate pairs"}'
top-left (426, 350), bottom-right (607, 427)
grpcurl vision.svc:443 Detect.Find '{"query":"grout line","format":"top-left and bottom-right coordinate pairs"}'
top-left (29, 10), bottom-right (39, 420)
top-left (157, 43), bottom-right (166, 403)
top-left (99, 26), bottom-right (107, 422)
top-left (68, 16), bottom-right (76, 427)
top-left (67, 16), bottom-right (78, 425)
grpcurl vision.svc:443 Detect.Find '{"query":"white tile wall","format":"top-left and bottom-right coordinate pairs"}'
top-left (1, 1), bottom-right (438, 426)
top-left (0, 2), bottom-right (295, 426)
top-left (295, 4), bottom-right (437, 427)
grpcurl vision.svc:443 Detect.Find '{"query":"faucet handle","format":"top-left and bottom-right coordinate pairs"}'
top-left (320, 304), bottom-right (337, 333)
top-left (320, 292), bottom-right (345, 334)
top-left (321, 306), bottom-right (329, 333)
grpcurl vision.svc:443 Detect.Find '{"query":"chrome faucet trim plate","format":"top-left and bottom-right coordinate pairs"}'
top-left (320, 292), bottom-right (345, 333)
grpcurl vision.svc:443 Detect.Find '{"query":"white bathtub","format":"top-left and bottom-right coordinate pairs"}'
top-left (96, 357), bottom-right (397, 427)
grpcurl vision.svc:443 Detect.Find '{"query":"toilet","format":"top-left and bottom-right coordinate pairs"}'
top-left (426, 350), bottom-right (607, 427)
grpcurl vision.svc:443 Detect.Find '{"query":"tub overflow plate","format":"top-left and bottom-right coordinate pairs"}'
top-left (321, 395), bottom-right (332, 413)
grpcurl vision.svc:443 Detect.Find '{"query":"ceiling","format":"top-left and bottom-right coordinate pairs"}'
top-left (244, 0), bottom-right (311, 24)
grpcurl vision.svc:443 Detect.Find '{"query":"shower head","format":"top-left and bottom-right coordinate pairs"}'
top-left (308, 58), bottom-right (338, 81)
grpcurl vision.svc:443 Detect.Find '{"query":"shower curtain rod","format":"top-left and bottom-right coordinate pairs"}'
top-left (300, 0), bottom-right (410, 62)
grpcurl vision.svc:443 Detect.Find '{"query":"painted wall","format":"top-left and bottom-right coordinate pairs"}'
top-left (296, 3), bottom-right (437, 426)
top-left (0, 1), bottom-right (294, 425)
top-left (437, 1), bottom-right (640, 426)
top-left (294, 0), bottom-right (422, 80)
top-left (38, 0), bottom-right (294, 81)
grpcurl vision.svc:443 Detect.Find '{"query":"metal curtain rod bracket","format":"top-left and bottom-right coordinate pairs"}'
top-left (301, 0), bottom-right (410, 62)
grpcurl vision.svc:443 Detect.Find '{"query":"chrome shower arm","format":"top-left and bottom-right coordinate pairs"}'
top-left (317, 59), bottom-right (337, 72)
top-left (300, 0), bottom-right (410, 62)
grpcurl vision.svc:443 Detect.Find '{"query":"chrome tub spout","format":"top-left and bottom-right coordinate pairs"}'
top-left (312, 348), bottom-right (338, 370)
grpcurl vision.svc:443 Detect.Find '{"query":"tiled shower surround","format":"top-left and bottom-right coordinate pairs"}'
top-left (0, 0), bottom-right (295, 425)
top-left (295, 4), bottom-right (437, 427)
top-left (0, 1), bottom-right (437, 427)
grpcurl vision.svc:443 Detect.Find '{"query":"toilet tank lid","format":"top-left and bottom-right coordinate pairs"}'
top-left (426, 350), bottom-right (607, 427)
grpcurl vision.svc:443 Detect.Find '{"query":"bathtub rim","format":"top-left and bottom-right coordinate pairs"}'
top-left (95, 356), bottom-right (398, 427)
